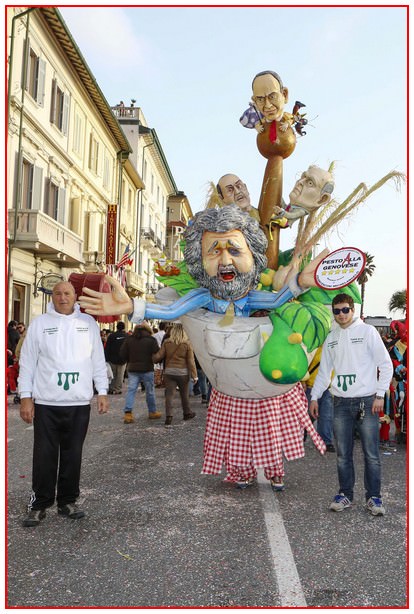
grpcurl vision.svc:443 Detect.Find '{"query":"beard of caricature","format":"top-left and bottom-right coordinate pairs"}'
top-left (193, 262), bottom-right (259, 301)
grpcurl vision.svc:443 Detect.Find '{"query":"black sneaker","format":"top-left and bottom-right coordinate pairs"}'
top-left (326, 444), bottom-right (336, 453)
top-left (22, 509), bottom-right (46, 527)
top-left (58, 503), bottom-right (85, 519)
top-left (183, 412), bottom-right (196, 421)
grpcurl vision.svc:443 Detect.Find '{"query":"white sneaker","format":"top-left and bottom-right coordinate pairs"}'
top-left (366, 497), bottom-right (385, 516)
top-left (329, 493), bottom-right (352, 512)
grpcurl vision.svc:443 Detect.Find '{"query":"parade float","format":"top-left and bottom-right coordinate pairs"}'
top-left (78, 69), bottom-right (404, 401)
top-left (149, 70), bottom-right (404, 399)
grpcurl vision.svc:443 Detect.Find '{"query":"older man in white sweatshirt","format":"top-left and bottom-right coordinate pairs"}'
top-left (18, 281), bottom-right (108, 527)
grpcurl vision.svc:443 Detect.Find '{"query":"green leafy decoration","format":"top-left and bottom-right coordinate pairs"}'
top-left (155, 261), bottom-right (199, 297)
top-left (299, 281), bottom-right (362, 305)
top-left (273, 300), bottom-right (332, 352)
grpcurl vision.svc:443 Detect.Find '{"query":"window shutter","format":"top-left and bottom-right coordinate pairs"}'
top-left (58, 188), bottom-right (66, 225)
top-left (43, 177), bottom-right (50, 213)
top-left (37, 58), bottom-right (46, 106)
top-left (21, 37), bottom-right (30, 89)
top-left (32, 166), bottom-right (43, 210)
top-left (88, 133), bottom-right (93, 168)
top-left (50, 79), bottom-right (56, 123)
top-left (13, 152), bottom-right (21, 210)
top-left (62, 93), bottom-right (69, 134)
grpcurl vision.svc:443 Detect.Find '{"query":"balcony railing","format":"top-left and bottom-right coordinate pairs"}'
top-left (125, 270), bottom-right (145, 294)
top-left (140, 227), bottom-right (155, 244)
top-left (111, 105), bottom-right (139, 119)
top-left (8, 209), bottom-right (84, 265)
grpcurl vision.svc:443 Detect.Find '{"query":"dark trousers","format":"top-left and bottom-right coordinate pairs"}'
top-left (164, 374), bottom-right (191, 417)
top-left (30, 404), bottom-right (90, 510)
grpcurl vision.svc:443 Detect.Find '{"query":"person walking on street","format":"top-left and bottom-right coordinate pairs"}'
top-left (119, 322), bottom-right (162, 423)
top-left (191, 354), bottom-right (209, 404)
top-left (309, 293), bottom-right (393, 516)
top-left (18, 281), bottom-right (109, 527)
top-left (105, 321), bottom-right (128, 394)
top-left (152, 323), bottom-right (198, 425)
top-left (153, 321), bottom-right (168, 387)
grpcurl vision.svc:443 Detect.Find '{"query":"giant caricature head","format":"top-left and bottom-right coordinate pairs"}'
top-left (184, 205), bottom-right (267, 301)
top-left (289, 165), bottom-right (334, 212)
top-left (216, 174), bottom-right (252, 212)
top-left (251, 70), bottom-right (288, 123)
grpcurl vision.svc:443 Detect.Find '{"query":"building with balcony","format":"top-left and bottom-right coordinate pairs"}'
top-left (7, 7), bottom-right (143, 321)
top-left (110, 103), bottom-right (193, 298)
top-left (166, 191), bottom-right (192, 262)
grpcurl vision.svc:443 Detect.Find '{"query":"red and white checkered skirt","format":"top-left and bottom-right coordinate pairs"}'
top-left (202, 383), bottom-right (326, 482)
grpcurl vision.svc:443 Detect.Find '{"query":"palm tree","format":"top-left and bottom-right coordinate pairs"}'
top-left (388, 289), bottom-right (406, 316)
top-left (357, 252), bottom-right (376, 318)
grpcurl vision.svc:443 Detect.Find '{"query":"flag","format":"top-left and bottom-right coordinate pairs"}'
top-left (116, 245), bottom-right (130, 268)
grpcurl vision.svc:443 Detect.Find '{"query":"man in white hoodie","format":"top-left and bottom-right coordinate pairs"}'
top-left (309, 293), bottom-right (393, 516)
top-left (18, 281), bottom-right (109, 527)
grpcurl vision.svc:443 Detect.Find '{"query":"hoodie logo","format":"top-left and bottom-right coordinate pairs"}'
top-left (336, 373), bottom-right (356, 392)
top-left (57, 372), bottom-right (80, 391)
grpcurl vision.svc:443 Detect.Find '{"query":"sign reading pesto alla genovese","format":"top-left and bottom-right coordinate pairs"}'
top-left (314, 247), bottom-right (366, 290)
top-left (38, 273), bottom-right (65, 295)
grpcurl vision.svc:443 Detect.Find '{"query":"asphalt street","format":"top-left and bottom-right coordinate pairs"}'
top-left (6, 385), bottom-right (407, 610)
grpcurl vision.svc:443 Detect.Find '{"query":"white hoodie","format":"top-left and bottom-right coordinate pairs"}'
top-left (18, 302), bottom-right (108, 406)
top-left (310, 317), bottom-right (393, 400)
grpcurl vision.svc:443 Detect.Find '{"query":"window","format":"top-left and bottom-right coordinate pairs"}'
top-left (20, 159), bottom-right (43, 209)
top-left (44, 178), bottom-right (65, 224)
top-left (45, 180), bottom-right (59, 219)
top-left (50, 79), bottom-right (69, 133)
top-left (143, 159), bottom-right (148, 182)
top-left (157, 186), bottom-right (160, 204)
top-left (151, 174), bottom-right (154, 194)
top-left (89, 133), bottom-right (99, 173)
top-left (24, 42), bottom-right (45, 106)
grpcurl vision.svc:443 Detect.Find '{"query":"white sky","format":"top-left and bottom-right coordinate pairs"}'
top-left (58, 4), bottom-right (408, 318)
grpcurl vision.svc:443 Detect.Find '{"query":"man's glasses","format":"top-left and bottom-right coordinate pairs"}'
top-left (333, 307), bottom-right (352, 315)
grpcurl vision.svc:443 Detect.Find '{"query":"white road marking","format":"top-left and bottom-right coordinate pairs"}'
top-left (258, 471), bottom-right (307, 606)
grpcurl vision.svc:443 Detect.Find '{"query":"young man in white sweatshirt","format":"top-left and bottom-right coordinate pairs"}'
top-left (18, 282), bottom-right (109, 527)
top-left (309, 293), bottom-right (393, 516)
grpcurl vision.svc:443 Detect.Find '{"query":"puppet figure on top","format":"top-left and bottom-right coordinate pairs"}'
top-left (240, 70), bottom-right (307, 155)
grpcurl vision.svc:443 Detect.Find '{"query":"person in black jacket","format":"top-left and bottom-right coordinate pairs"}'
top-left (105, 321), bottom-right (128, 394)
top-left (119, 322), bottom-right (162, 423)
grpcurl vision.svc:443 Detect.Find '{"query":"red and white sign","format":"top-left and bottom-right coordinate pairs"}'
top-left (105, 204), bottom-right (117, 264)
top-left (314, 247), bottom-right (366, 290)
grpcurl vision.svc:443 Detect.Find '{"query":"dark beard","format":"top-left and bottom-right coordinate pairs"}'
top-left (199, 268), bottom-right (258, 301)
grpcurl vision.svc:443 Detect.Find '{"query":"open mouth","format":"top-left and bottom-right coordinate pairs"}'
top-left (218, 266), bottom-right (236, 282)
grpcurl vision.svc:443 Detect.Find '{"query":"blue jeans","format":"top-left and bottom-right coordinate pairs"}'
top-left (190, 368), bottom-right (208, 397)
top-left (124, 371), bottom-right (157, 414)
top-left (333, 395), bottom-right (381, 502)
top-left (306, 387), bottom-right (334, 445)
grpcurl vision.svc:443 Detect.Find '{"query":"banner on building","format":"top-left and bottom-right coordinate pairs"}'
top-left (105, 204), bottom-right (117, 264)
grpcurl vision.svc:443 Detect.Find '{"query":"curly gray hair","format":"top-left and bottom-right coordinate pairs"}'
top-left (183, 205), bottom-right (267, 298)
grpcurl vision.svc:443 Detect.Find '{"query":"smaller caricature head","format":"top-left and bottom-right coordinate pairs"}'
top-left (251, 71), bottom-right (288, 123)
top-left (52, 281), bottom-right (77, 315)
top-left (289, 165), bottom-right (334, 212)
top-left (216, 174), bottom-right (251, 212)
top-left (184, 205), bottom-right (267, 301)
